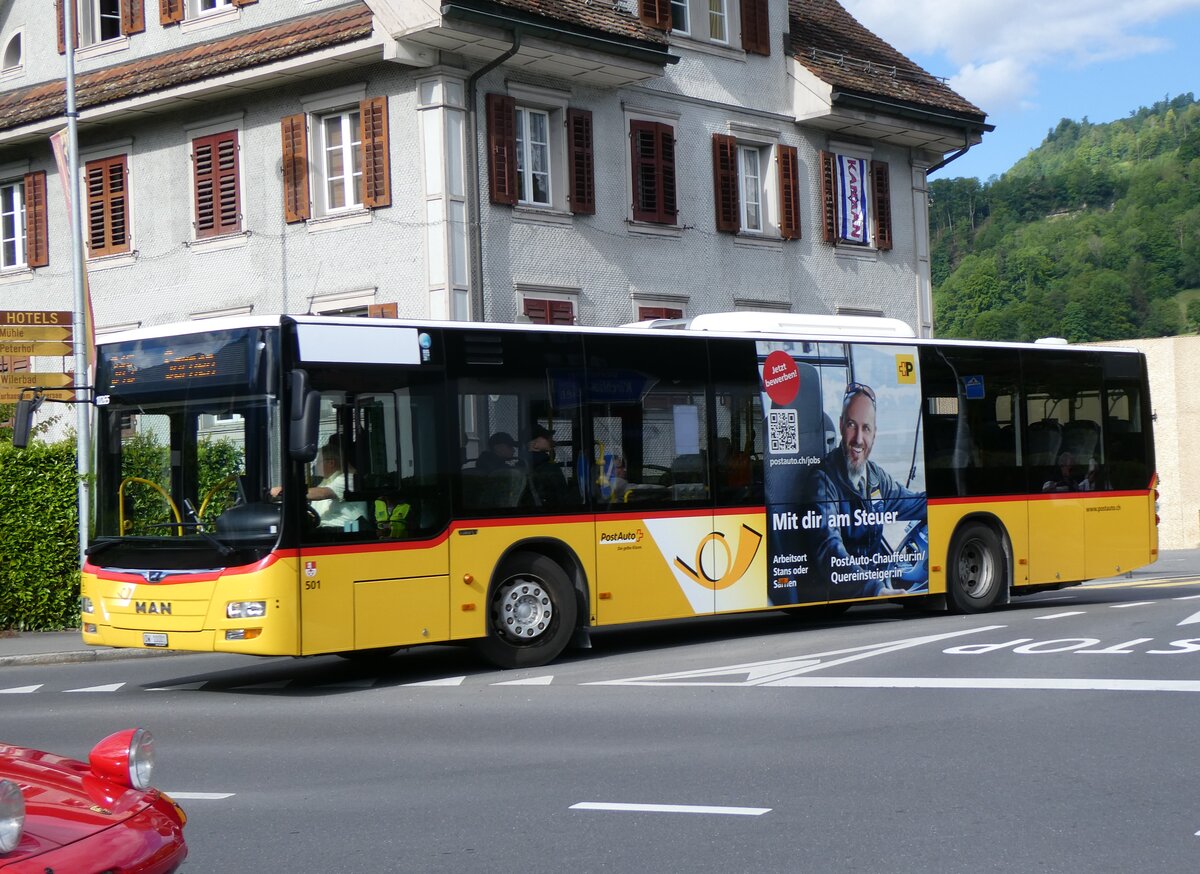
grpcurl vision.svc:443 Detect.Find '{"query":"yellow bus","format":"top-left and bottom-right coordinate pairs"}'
top-left (73, 314), bottom-right (1157, 667)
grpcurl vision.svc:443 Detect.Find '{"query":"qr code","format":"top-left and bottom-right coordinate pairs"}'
top-left (768, 408), bottom-right (799, 454)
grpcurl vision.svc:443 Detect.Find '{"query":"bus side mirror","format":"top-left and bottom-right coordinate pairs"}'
top-left (11, 396), bottom-right (41, 449)
top-left (288, 369), bottom-right (320, 462)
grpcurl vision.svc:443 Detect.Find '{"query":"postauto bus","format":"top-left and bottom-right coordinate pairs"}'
top-left (67, 313), bottom-right (1156, 667)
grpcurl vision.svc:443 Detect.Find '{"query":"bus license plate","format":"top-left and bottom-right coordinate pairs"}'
top-left (143, 632), bottom-right (168, 648)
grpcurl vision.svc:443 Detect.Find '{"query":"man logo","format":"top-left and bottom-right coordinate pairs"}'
top-left (135, 601), bottom-right (172, 615)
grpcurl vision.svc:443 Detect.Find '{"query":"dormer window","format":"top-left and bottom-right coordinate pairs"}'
top-left (2, 32), bottom-right (22, 73)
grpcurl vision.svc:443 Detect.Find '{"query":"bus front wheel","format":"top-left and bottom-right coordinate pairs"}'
top-left (475, 552), bottom-right (577, 669)
top-left (947, 522), bottom-right (1005, 613)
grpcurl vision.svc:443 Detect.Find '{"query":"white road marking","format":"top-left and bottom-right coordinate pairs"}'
top-left (1173, 595), bottom-right (1200, 601)
top-left (0, 685), bottom-right (42, 694)
top-left (164, 792), bottom-right (236, 800)
top-left (1109, 602), bottom-right (1155, 609)
top-left (571, 802), bottom-right (769, 816)
top-left (1178, 609), bottom-right (1200, 627)
top-left (493, 675), bottom-right (554, 685)
top-left (589, 625), bottom-right (1006, 687)
top-left (1036, 611), bottom-right (1087, 620)
top-left (405, 676), bottom-right (465, 686)
top-left (64, 682), bottom-right (125, 693)
top-left (1030, 596), bottom-right (1076, 602)
top-left (767, 676), bottom-right (1200, 692)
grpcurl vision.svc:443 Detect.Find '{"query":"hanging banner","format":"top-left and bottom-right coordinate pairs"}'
top-left (836, 155), bottom-right (869, 245)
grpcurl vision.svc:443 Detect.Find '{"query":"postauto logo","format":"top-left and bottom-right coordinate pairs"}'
top-left (600, 529), bottom-right (644, 545)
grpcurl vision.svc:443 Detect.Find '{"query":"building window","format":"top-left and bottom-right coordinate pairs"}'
top-left (712, 133), bottom-right (799, 239)
top-left (670, 0), bottom-right (689, 33)
top-left (57, 0), bottom-right (145, 51)
top-left (630, 120), bottom-right (677, 225)
top-left (708, 0), bottom-right (728, 43)
top-left (818, 150), bottom-right (892, 250)
top-left (0, 181), bottom-right (24, 269)
top-left (486, 92), bottom-right (594, 215)
top-left (320, 108), bottom-right (362, 213)
top-left (192, 130), bottom-right (241, 238)
top-left (515, 107), bottom-right (551, 207)
top-left (636, 304), bottom-right (684, 320)
top-left (85, 155), bottom-right (131, 258)
top-left (281, 96), bottom-right (391, 224)
top-left (2, 32), bottom-right (22, 73)
top-left (160, 0), bottom-right (255, 29)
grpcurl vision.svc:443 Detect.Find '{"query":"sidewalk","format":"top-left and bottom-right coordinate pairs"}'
top-left (2, 549), bottom-right (1197, 668)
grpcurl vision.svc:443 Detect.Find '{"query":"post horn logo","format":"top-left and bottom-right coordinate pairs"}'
top-left (673, 524), bottom-right (763, 590)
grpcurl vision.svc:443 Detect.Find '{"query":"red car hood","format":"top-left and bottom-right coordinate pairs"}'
top-left (0, 743), bottom-right (153, 854)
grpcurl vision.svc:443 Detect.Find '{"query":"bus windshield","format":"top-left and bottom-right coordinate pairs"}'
top-left (91, 326), bottom-right (282, 568)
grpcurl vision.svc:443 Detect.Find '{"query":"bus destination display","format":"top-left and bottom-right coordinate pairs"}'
top-left (99, 330), bottom-right (255, 396)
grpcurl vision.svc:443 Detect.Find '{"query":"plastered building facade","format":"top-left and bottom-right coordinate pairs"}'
top-left (0, 0), bottom-right (987, 348)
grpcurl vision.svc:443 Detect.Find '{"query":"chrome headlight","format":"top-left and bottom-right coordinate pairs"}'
top-left (0, 779), bottom-right (24, 854)
top-left (89, 728), bottom-right (155, 790)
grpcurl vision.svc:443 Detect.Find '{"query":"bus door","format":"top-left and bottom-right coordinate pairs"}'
top-left (1023, 354), bottom-right (1100, 584)
top-left (587, 335), bottom-right (718, 624)
top-left (296, 371), bottom-right (451, 655)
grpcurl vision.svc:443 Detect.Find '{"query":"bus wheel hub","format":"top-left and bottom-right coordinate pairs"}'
top-left (497, 579), bottom-right (553, 642)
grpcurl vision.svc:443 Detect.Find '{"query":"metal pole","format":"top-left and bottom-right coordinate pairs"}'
top-left (62, 3), bottom-right (90, 562)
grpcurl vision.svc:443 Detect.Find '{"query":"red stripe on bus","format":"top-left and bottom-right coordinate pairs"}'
top-left (929, 489), bottom-right (1150, 507)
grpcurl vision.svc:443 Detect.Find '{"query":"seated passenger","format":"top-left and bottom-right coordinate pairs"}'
top-left (476, 432), bottom-right (521, 473)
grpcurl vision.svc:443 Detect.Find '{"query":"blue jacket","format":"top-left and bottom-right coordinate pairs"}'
top-left (805, 447), bottom-right (926, 599)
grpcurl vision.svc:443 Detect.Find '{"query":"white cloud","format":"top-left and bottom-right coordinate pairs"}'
top-left (841, 0), bottom-right (1200, 109)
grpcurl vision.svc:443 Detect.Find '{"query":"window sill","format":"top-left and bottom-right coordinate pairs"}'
top-left (834, 244), bottom-right (878, 263)
top-left (626, 220), bottom-right (682, 239)
top-left (306, 209), bottom-right (373, 233)
top-left (512, 206), bottom-right (573, 227)
top-left (76, 36), bottom-right (130, 62)
top-left (0, 267), bottom-right (33, 285)
top-left (0, 66), bottom-right (24, 83)
top-left (180, 7), bottom-right (239, 34)
top-left (669, 35), bottom-right (744, 61)
top-left (733, 234), bottom-right (783, 251)
top-left (86, 251), bottom-right (138, 271)
top-left (188, 231), bottom-right (249, 253)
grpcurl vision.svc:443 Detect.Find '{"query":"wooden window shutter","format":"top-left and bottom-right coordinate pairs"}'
top-left (280, 113), bottom-right (310, 224)
top-left (360, 96), bottom-right (391, 209)
top-left (549, 301), bottom-right (574, 325)
top-left (368, 303), bottom-right (399, 318)
top-left (637, 305), bottom-right (683, 320)
top-left (523, 298), bottom-right (548, 324)
top-left (818, 150), bottom-right (837, 244)
top-left (193, 131), bottom-right (241, 239)
top-left (778, 145), bottom-right (801, 240)
top-left (739, 0), bottom-right (770, 55)
top-left (121, 0), bottom-right (146, 35)
top-left (631, 121), bottom-right (676, 224)
top-left (659, 124), bottom-right (677, 222)
top-left (24, 171), bottom-right (48, 268)
top-left (567, 109), bottom-right (595, 215)
top-left (85, 155), bottom-right (130, 257)
top-left (871, 160), bottom-right (892, 251)
top-left (639, 0), bottom-right (671, 30)
top-left (486, 93), bottom-right (517, 206)
top-left (712, 133), bottom-right (739, 234)
top-left (160, 0), bottom-right (183, 26)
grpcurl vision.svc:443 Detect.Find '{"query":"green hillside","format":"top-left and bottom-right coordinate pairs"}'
top-left (930, 93), bottom-right (1200, 341)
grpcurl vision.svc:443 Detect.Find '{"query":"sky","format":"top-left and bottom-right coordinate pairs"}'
top-left (841, 0), bottom-right (1200, 181)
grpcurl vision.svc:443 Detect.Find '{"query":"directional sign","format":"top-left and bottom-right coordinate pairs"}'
top-left (0, 325), bottom-right (72, 342)
top-left (0, 388), bottom-right (74, 403)
top-left (0, 372), bottom-right (72, 388)
top-left (0, 340), bottom-right (73, 356)
top-left (0, 310), bottom-right (71, 327)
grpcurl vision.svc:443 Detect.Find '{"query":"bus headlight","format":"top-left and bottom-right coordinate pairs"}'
top-left (80, 596), bottom-right (94, 614)
top-left (226, 601), bottom-right (266, 619)
top-left (0, 780), bottom-right (24, 854)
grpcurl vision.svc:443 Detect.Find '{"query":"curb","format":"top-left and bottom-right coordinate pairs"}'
top-left (0, 648), bottom-right (190, 668)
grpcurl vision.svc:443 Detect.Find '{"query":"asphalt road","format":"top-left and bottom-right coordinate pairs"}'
top-left (5, 567), bottom-right (1200, 873)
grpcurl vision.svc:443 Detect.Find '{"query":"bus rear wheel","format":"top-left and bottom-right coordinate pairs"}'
top-left (474, 552), bottom-right (577, 669)
top-left (947, 522), bottom-right (1005, 613)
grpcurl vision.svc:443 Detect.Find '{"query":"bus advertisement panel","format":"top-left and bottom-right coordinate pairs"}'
top-left (759, 340), bottom-right (927, 606)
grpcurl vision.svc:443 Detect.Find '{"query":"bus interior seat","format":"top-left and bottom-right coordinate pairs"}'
top-left (1027, 419), bottom-right (1063, 466)
top-left (1062, 419), bottom-right (1100, 462)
